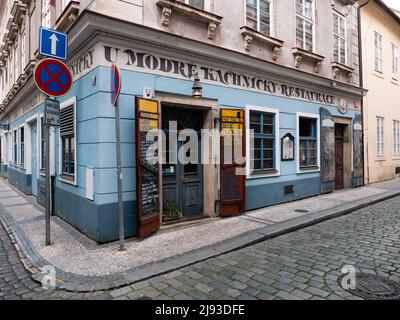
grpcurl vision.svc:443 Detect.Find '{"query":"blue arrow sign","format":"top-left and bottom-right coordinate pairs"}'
top-left (39, 27), bottom-right (68, 60)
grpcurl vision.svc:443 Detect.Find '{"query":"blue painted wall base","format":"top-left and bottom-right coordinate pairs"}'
top-left (54, 186), bottom-right (136, 243)
top-left (0, 164), bottom-right (7, 179)
top-left (8, 166), bottom-right (32, 195)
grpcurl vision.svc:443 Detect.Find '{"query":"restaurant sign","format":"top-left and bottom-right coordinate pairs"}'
top-left (104, 45), bottom-right (336, 106)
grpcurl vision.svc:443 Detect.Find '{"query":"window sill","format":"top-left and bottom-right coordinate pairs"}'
top-left (292, 47), bottom-right (325, 73)
top-left (240, 26), bottom-right (284, 60)
top-left (59, 174), bottom-right (76, 185)
top-left (156, 0), bottom-right (223, 39)
top-left (373, 72), bottom-right (384, 80)
top-left (298, 166), bottom-right (320, 174)
top-left (248, 169), bottom-right (280, 179)
top-left (332, 62), bottom-right (354, 83)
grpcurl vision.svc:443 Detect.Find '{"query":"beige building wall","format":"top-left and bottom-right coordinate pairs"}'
top-left (361, 1), bottom-right (400, 184)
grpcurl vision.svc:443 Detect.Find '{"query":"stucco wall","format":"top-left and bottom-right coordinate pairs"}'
top-left (361, 2), bottom-right (400, 184)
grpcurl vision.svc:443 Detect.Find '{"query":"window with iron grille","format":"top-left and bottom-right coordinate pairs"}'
top-left (333, 11), bottom-right (347, 65)
top-left (377, 116), bottom-right (384, 156)
top-left (60, 105), bottom-right (75, 177)
top-left (299, 117), bottom-right (317, 168)
top-left (296, 0), bottom-right (314, 52)
top-left (246, 0), bottom-right (272, 36)
top-left (250, 110), bottom-right (275, 173)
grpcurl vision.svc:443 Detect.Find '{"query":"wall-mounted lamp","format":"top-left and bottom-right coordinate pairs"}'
top-left (192, 74), bottom-right (203, 99)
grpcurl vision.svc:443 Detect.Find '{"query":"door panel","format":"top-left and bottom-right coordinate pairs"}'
top-left (335, 125), bottom-right (344, 190)
top-left (220, 109), bottom-right (245, 217)
top-left (136, 98), bottom-right (161, 238)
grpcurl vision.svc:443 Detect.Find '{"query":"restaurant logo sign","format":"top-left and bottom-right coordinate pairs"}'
top-left (104, 45), bottom-right (336, 106)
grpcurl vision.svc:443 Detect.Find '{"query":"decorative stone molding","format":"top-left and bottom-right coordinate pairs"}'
top-left (156, 0), bottom-right (223, 40)
top-left (240, 26), bottom-right (284, 60)
top-left (55, 1), bottom-right (80, 33)
top-left (292, 47), bottom-right (325, 73)
top-left (161, 7), bottom-right (172, 26)
top-left (332, 61), bottom-right (354, 83)
top-left (11, 1), bottom-right (27, 25)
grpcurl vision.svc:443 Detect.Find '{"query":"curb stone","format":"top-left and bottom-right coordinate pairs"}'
top-left (0, 178), bottom-right (399, 293)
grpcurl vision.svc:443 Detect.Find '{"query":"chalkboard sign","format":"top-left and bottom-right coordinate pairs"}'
top-left (136, 98), bottom-right (161, 238)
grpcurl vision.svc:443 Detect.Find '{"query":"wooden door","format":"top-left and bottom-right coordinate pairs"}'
top-left (335, 125), bottom-right (344, 190)
top-left (220, 109), bottom-right (246, 217)
top-left (136, 98), bottom-right (161, 238)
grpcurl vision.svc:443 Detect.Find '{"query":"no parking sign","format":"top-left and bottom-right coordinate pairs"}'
top-left (34, 58), bottom-right (72, 97)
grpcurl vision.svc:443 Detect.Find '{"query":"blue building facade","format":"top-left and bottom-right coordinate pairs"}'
top-left (0, 18), bottom-right (364, 243)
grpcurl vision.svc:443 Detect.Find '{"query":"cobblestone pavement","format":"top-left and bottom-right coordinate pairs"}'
top-left (1, 196), bottom-right (400, 300)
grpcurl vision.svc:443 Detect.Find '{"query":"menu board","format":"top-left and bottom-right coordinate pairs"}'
top-left (136, 99), bottom-right (160, 218)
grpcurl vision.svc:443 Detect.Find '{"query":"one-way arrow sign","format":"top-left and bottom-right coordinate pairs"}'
top-left (39, 27), bottom-right (68, 60)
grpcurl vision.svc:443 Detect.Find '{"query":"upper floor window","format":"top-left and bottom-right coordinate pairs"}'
top-left (333, 12), bottom-right (347, 65)
top-left (60, 98), bottom-right (77, 182)
top-left (392, 43), bottom-right (398, 80)
top-left (296, 0), bottom-right (314, 52)
top-left (377, 116), bottom-right (384, 156)
top-left (42, 0), bottom-right (55, 27)
top-left (181, 0), bottom-right (204, 10)
top-left (246, 0), bottom-right (272, 36)
top-left (13, 130), bottom-right (17, 165)
top-left (374, 32), bottom-right (383, 73)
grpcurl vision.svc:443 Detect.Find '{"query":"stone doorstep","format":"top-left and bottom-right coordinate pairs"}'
top-left (0, 177), bottom-right (400, 293)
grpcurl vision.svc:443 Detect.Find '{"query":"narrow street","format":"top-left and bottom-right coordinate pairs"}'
top-left (1, 197), bottom-right (399, 300)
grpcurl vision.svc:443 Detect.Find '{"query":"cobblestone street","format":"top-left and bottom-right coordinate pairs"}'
top-left (1, 196), bottom-right (400, 300)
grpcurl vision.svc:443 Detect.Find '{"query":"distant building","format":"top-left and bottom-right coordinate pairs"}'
top-left (0, 0), bottom-right (364, 242)
top-left (360, 0), bottom-right (400, 184)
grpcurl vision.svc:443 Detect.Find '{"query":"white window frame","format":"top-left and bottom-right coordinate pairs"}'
top-left (39, 114), bottom-right (56, 177)
top-left (18, 124), bottom-right (26, 169)
top-left (296, 112), bottom-right (320, 174)
top-left (245, 0), bottom-right (274, 36)
top-left (392, 43), bottom-right (399, 80)
top-left (374, 31), bottom-right (383, 73)
top-left (246, 105), bottom-right (280, 179)
top-left (58, 96), bottom-right (77, 186)
top-left (377, 116), bottom-right (385, 156)
top-left (394, 120), bottom-right (400, 156)
top-left (295, 0), bottom-right (316, 52)
top-left (12, 129), bottom-right (18, 166)
top-left (333, 11), bottom-right (347, 65)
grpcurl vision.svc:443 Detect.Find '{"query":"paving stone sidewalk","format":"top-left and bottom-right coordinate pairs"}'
top-left (0, 176), bottom-right (399, 292)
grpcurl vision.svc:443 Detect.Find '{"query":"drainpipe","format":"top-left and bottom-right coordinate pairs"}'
top-left (358, 0), bottom-right (370, 186)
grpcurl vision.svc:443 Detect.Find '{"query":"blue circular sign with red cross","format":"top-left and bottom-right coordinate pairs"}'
top-left (34, 58), bottom-right (72, 97)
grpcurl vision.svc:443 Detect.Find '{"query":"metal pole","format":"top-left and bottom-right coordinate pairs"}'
top-left (45, 124), bottom-right (51, 246)
top-left (115, 102), bottom-right (125, 251)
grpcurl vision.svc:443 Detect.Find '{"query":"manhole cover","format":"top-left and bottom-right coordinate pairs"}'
top-left (294, 209), bottom-right (309, 213)
top-left (338, 273), bottom-right (400, 300)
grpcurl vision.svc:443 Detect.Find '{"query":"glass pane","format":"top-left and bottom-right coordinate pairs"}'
top-left (263, 114), bottom-right (274, 125)
top-left (296, 0), bottom-right (303, 15)
top-left (305, 0), bottom-right (313, 19)
top-left (263, 149), bottom-right (273, 159)
top-left (334, 36), bottom-right (339, 62)
top-left (188, 0), bottom-right (204, 10)
top-left (253, 160), bottom-right (261, 170)
top-left (296, 17), bottom-right (304, 48)
top-left (264, 139), bottom-right (273, 149)
top-left (263, 160), bottom-right (274, 170)
top-left (305, 21), bottom-right (313, 51)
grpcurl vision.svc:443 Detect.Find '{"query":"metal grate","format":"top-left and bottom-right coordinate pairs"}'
top-left (60, 105), bottom-right (74, 136)
top-left (338, 273), bottom-right (400, 300)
